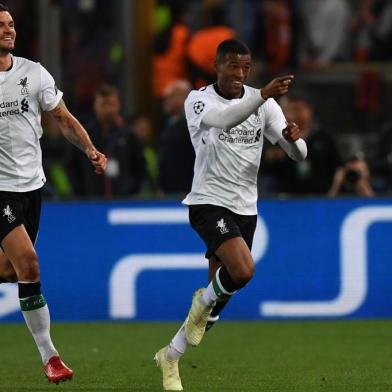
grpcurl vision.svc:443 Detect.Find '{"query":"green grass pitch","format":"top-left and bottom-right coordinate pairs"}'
top-left (0, 320), bottom-right (391, 391)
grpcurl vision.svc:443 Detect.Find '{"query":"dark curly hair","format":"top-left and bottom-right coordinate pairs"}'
top-left (0, 3), bottom-right (10, 12)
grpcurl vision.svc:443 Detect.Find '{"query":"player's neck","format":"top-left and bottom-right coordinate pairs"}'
top-left (214, 82), bottom-right (244, 100)
top-left (0, 53), bottom-right (12, 71)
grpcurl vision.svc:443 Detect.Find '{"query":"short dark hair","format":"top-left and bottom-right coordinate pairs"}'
top-left (216, 39), bottom-right (251, 63)
top-left (0, 3), bottom-right (9, 12)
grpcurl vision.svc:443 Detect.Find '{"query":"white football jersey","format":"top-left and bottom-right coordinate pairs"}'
top-left (0, 55), bottom-right (63, 192)
top-left (183, 84), bottom-right (286, 215)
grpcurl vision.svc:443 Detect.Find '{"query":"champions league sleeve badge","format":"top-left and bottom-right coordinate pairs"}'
top-left (193, 101), bottom-right (205, 115)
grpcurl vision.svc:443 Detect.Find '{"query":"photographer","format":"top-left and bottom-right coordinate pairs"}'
top-left (328, 154), bottom-right (375, 197)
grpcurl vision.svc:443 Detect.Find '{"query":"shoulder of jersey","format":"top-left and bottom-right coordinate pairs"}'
top-left (194, 84), bottom-right (215, 97)
top-left (187, 85), bottom-right (211, 100)
top-left (13, 56), bottom-right (41, 70)
top-left (200, 84), bottom-right (218, 93)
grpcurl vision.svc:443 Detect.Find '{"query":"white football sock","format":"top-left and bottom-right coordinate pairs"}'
top-left (166, 323), bottom-right (189, 361)
top-left (22, 304), bottom-right (58, 365)
top-left (200, 282), bottom-right (219, 307)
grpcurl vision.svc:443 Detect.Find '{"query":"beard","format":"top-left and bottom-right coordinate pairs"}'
top-left (0, 40), bottom-right (14, 55)
top-left (0, 47), bottom-right (12, 55)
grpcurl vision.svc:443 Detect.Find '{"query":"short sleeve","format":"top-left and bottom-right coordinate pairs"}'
top-left (184, 90), bottom-right (216, 130)
top-left (38, 64), bottom-right (63, 112)
top-left (263, 98), bottom-right (287, 145)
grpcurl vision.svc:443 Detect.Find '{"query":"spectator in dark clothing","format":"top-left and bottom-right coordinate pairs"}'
top-left (372, 121), bottom-right (392, 192)
top-left (158, 80), bottom-right (195, 195)
top-left (129, 113), bottom-right (159, 196)
top-left (252, 0), bottom-right (293, 73)
top-left (352, 0), bottom-right (392, 61)
top-left (67, 84), bottom-right (146, 198)
top-left (261, 94), bottom-right (341, 194)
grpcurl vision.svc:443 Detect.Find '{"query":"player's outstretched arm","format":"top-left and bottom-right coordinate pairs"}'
top-left (202, 75), bottom-right (295, 131)
top-left (277, 122), bottom-right (307, 161)
top-left (49, 99), bottom-right (107, 174)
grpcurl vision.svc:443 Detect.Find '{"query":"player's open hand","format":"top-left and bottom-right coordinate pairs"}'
top-left (260, 75), bottom-right (294, 99)
top-left (282, 122), bottom-right (300, 143)
top-left (87, 148), bottom-right (107, 174)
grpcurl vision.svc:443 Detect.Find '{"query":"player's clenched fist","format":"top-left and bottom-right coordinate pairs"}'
top-left (282, 122), bottom-right (300, 143)
top-left (260, 75), bottom-right (294, 99)
top-left (87, 148), bottom-right (107, 174)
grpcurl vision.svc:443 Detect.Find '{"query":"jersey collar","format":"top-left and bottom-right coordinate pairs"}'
top-left (213, 83), bottom-right (245, 100)
top-left (5, 56), bottom-right (13, 72)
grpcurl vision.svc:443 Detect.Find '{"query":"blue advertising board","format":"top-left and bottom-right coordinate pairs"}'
top-left (1, 198), bottom-right (392, 321)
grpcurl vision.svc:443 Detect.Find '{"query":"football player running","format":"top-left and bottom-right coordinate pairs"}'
top-left (154, 39), bottom-right (307, 391)
top-left (0, 3), bottom-right (106, 384)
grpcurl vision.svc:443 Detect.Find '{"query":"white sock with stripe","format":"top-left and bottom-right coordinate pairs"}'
top-left (22, 304), bottom-right (58, 365)
top-left (200, 267), bottom-right (235, 307)
top-left (18, 282), bottom-right (58, 365)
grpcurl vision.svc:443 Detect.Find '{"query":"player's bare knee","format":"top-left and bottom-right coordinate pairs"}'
top-left (17, 252), bottom-right (40, 281)
top-left (18, 263), bottom-right (40, 282)
top-left (231, 262), bottom-right (254, 286)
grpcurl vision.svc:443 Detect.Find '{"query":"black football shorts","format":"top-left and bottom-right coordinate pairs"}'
top-left (0, 188), bottom-right (42, 246)
top-left (189, 204), bottom-right (257, 259)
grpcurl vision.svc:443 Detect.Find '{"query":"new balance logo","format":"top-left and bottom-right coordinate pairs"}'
top-left (254, 128), bottom-right (261, 143)
top-left (21, 98), bottom-right (29, 113)
top-left (3, 205), bottom-right (16, 223)
top-left (216, 218), bottom-right (229, 234)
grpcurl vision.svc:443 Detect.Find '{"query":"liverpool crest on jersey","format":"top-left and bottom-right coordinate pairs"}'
top-left (18, 77), bottom-right (30, 96)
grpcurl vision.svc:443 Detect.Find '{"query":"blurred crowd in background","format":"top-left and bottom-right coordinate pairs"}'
top-left (6, 0), bottom-right (392, 199)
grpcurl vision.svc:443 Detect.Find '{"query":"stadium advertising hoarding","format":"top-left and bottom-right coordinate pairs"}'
top-left (0, 199), bottom-right (391, 321)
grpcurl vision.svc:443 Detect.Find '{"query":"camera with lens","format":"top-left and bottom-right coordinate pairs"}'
top-left (344, 168), bottom-right (361, 184)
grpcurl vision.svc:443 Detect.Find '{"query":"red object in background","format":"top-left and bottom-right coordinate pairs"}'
top-left (187, 26), bottom-right (235, 89)
top-left (153, 23), bottom-right (190, 98)
top-left (263, 0), bottom-right (292, 72)
top-left (356, 70), bottom-right (381, 114)
top-left (187, 26), bottom-right (235, 76)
